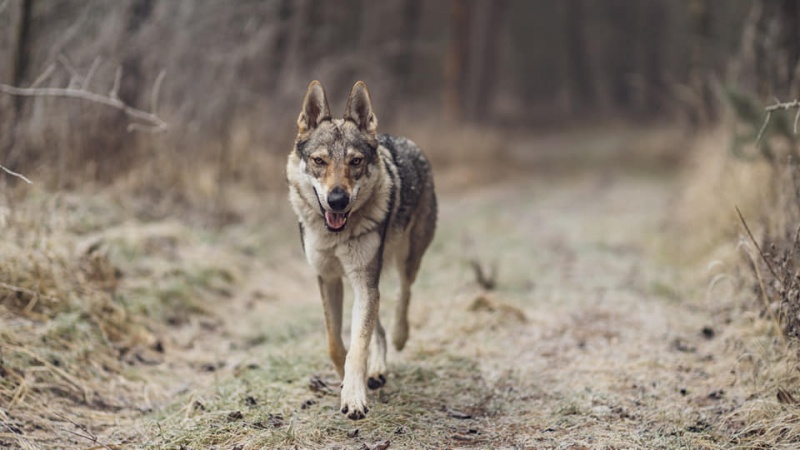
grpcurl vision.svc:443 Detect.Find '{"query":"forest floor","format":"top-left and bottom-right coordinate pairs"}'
top-left (1, 126), bottom-right (790, 449)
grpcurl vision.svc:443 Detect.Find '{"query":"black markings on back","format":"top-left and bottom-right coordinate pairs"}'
top-left (378, 134), bottom-right (428, 231)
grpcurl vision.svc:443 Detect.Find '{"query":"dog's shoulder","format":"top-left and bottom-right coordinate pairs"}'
top-left (377, 134), bottom-right (434, 231)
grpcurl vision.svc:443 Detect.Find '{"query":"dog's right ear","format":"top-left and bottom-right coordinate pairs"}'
top-left (298, 80), bottom-right (331, 133)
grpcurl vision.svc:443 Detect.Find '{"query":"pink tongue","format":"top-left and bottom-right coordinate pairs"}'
top-left (325, 211), bottom-right (347, 229)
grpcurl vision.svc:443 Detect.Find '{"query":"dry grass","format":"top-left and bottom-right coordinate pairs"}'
top-left (0, 188), bottom-right (146, 448)
top-left (672, 121), bottom-right (800, 449)
top-left (0, 184), bottom-right (263, 448)
top-left (672, 128), bottom-right (774, 264)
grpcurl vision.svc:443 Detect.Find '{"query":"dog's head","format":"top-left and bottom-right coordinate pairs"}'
top-left (292, 80), bottom-right (381, 232)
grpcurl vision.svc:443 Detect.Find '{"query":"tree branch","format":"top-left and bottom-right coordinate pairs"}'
top-left (0, 58), bottom-right (168, 133)
top-left (757, 98), bottom-right (800, 144)
top-left (0, 165), bottom-right (32, 184)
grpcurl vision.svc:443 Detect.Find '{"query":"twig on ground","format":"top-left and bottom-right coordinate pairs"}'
top-left (0, 57), bottom-right (168, 133)
top-left (469, 258), bottom-right (497, 290)
top-left (0, 164), bottom-right (32, 184)
top-left (53, 411), bottom-right (115, 450)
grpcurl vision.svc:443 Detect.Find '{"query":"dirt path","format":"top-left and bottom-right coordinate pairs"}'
top-left (93, 159), bottom-right (743, 449)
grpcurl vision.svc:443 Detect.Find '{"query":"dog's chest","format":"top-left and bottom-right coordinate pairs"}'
top-left (303, 228), bottom-right (400, 279)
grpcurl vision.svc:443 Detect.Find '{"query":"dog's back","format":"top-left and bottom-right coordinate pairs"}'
top-left (378, 134), bottom-right (436, 256)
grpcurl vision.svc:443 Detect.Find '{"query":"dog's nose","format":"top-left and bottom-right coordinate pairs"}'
top-left (327, 187), bottom-right (350, 211)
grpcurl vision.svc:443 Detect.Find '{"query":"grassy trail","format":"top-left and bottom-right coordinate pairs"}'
top-left (111, 169), bottom-right (739, 449)
top-left (4, 130), bottom-right (755, 449)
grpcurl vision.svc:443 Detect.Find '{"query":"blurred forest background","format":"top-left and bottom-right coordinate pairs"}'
top-left (1, 0), bottom-right (796, 190)
top-left (7, 1), bottom-right (800, 447)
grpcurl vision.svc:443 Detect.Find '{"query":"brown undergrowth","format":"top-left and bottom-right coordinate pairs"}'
top-left (675, 122), bottom-right (800, 448)
top-left (0, 191), bottom-right (148, 448)
top-left (0, 186), bottom-right (250, 448)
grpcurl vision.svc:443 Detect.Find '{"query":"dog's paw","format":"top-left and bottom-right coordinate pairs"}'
top-left (340, 380), bottom-right (370, 420)
top-left (367, 373), bottom-right (386, 390)
top-left (340, 398), bottom-right (369, 420)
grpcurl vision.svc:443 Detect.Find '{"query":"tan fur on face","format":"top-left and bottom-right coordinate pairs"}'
top-left (306, 146), bottom-right (369, 198)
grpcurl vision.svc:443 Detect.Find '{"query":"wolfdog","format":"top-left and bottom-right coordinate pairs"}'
top-left (286, 80), bottom-right (437, 420)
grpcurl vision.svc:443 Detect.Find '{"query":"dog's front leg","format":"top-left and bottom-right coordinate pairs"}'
top-left (318, 276), bottom-right (346, 379)
top-left (338, 234), bottom-right (382, 420)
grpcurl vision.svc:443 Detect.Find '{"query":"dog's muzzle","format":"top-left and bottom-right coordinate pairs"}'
top-left (315, 187), bottom-right (350, 232)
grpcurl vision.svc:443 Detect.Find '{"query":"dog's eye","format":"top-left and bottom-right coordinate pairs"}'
top-left (350, 157), bottom-right (363, 166)
top-left (312, 157), bottom-right (326, 165)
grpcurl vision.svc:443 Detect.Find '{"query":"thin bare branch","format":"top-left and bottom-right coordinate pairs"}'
top-left (2, 58), bottom-right (168, 132)
top-left (0, 164), bottom-right (33, 184)
top-left (151, 70), bottom-right (166, 114)
top-left (82, 56), bottom-right (102, 91)
top-left (755, 111), bottom-right (772, 146)
top-left (57, 55), bottom-right (80, 81)
top-left (127, 122), bottom-right (167, 133)
top-left (756, 99), bottom-right (800, 145)
top-left (48, 6), bottom-right (90, 60)
top-left (765, 99), bottom-right (800, 113)
top-left (110, 66), bottom-right (122, 100)
top-left (30, 63), bottom-right (56, 89)
top-left (794, 108), bottom-right (800, 135)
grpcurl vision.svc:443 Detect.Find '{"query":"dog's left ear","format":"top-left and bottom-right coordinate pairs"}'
top-left (344, 81), bottom-right (378, 135)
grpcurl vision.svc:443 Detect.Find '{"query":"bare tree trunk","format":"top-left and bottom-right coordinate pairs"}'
top-left (608, 0), bottom-right (635, 111)
top-left (688, 0), bottom-right (717, 126)
top-left (3, 0), bottom-right (33, 166)
top-left (643, 0), bottom-right (665, 113)
top-left (443, 0), bottom-right (468, 122)
top-left (276, 0), bottom-right (310, 95)
top-left (565, 0), bottom-right (593, 112)
top-left (398, 0), bottom-right (421, 95)
top-left (11, 0), bottom-right (32, 113)
top-left (119, 0), bottom-right (153, 105)
top-left (779, 0), bottom-right (800, 97)
top-left (464, 0), bottom-right (506, 122)
top-left (745, 0), bottom-right (800, 99)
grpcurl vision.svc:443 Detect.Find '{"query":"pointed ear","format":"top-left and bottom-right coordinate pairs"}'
top-left (344, 81), bottom-right (378, 135)
top-left (297, 80), bottom-right (331, 133)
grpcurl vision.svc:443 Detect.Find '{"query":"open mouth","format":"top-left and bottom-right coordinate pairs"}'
top-left (324, 211), bottom-right (349, 232)
top-left (312, 188), bottom-right (350, 232)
